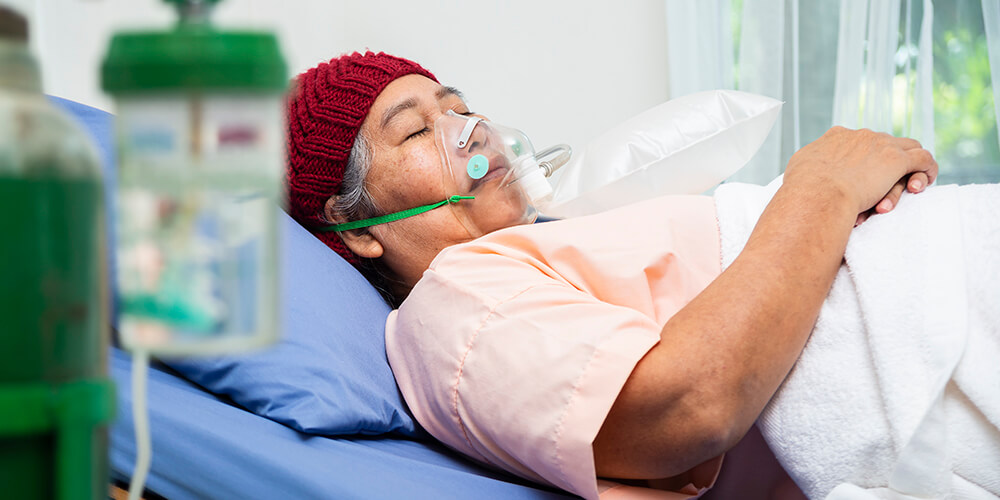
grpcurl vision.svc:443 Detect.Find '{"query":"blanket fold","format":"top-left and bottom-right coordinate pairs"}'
top-left (714, 179), bottom-right (1000, 499)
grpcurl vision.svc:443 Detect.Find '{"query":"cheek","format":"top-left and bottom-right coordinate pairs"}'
top-left (372, 200), bottom-right (474, 259)
top-left (370, 144), bottom-right (446, 210)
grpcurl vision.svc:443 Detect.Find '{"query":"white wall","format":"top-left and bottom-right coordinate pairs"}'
top-left (5, 0), bottom-right (669, 155)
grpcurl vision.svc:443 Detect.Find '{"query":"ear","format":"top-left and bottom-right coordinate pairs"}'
top-left (325, 196), bottom-right (384, 259)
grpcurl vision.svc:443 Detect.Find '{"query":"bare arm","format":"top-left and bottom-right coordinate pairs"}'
top-left (593, 127), bottom-right (938, 479)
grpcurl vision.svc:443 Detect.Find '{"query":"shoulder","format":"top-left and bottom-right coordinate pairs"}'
top-left (421, 222), bottom-right (566, 303)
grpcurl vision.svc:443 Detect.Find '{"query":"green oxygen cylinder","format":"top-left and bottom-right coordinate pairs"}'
top-left (0, 5), bottom-right (115, 500)
top-left (101, 0), bottom-right (286, 356)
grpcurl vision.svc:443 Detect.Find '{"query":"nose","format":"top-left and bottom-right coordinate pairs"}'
top-left (461, 120), bottom-right (494, 157)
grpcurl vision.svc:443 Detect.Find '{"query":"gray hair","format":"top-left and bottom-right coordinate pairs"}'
top-left (328, 132), bottom-right (380, 229)
top-left (328, 132), bottom-right (403, 305)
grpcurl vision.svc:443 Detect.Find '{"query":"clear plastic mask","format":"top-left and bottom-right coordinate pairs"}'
top-left (433, 110), bottom-right (554, 237)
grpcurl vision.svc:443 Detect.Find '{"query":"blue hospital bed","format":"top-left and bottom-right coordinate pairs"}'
top-left (108, 348), bottom-right (572, 499)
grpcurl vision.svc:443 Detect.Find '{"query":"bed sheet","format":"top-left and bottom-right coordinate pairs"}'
top-left (108, 347), bottom-right (575, 499)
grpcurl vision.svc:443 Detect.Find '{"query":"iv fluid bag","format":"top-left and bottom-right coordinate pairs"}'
top-left (115, 95), bottom-right (282, 356)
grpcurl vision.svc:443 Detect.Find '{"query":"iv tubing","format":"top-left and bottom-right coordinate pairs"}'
top-left (128, 350), bottom-right (152, 500)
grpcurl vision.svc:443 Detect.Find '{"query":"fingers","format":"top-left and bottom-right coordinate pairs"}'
top-left (867, 167), bottom-right (931, 221)
top-left (903, 147), bottom-right (938, 182)
top-left (907, 172), bottom-right (930, 193)
top-left (876, 179), bottom-right (907, 213)
top-left (876, 167), bottom-right (932, 214)
top-left (855, 212), bottom-right (870, 227)
top-left (847, 127), bottom-right (922, 150)
top-left (890, 135), bottom-right (923, 151)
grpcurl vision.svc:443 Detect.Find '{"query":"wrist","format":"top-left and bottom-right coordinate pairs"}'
top-left (778, 172), bottom-right (857, 219)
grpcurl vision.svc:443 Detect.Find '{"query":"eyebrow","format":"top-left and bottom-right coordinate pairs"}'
top-left (379, 85), bottom-right (466, 130)
top-left (440, 86), bottom-right (464, 101)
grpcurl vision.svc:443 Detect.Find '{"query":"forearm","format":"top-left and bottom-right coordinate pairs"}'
top-left (668, 181), bottom-right (856, 430)
top-left (595, 180), bottom-right (856, 478)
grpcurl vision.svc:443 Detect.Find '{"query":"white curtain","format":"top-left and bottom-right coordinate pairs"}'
top-left (731, 0), bottom-right (794, 182)
top-left (664, 0), bottom-right (734, 97)
top-left (737, 0), bottom-right (935, 183)
top-left (664, 0), bottom-right (1000, 185)
top-left (832, 0), bottom-right (935, 151)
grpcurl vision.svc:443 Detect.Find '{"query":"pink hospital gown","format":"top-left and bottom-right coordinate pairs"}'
top-left (386, 195), bottom-right (724, 499)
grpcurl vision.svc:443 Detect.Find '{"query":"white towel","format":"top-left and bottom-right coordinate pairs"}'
top-left (714, 179), bottom-right (1000, 499)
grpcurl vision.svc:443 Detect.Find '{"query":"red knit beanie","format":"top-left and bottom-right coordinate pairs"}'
top-left (285, 51), bottom-right (437, 264)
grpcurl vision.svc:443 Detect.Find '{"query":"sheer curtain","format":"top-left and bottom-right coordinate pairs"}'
top-left (664, 0), bottom-right (734, 97)
top-left (665, 0), bottom-right (1000, 185)
top-left (832, 0), bottom-right (935, 151)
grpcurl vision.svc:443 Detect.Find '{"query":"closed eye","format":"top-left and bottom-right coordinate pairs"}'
top-left (406, 127), bottom-right (430, 141)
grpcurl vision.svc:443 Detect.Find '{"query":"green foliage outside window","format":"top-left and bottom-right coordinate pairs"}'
top-left (928, 2), bottom-right (999, 183)
top-left (726, 0), bottom-right (999, 183)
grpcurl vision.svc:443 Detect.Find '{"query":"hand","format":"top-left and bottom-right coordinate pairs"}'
top-left (783, 127), bottom-right (938, 222)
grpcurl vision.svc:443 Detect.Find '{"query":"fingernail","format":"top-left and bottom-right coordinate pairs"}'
top-left (880, 199), bottom-right (893, 212)
top-left (911, 179), bottom-right (923, 191)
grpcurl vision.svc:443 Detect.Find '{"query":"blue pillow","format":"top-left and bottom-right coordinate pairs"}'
top-left (167, 213), bottom-right (420, 436)
top-left (56, 97), bottom-right (420, 437)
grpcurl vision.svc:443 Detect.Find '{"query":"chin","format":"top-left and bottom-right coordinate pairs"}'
top-left (482, 204), bottom-right (536, 234)
top-left (457, 187), bottom-right (536, 236)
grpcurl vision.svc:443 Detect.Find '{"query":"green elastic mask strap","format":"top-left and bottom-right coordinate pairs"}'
top-left (317, 195), bottom-right (475, 233)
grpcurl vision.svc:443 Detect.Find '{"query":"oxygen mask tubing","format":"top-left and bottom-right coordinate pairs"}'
top-left (320, 110), bottom-right (571, 237)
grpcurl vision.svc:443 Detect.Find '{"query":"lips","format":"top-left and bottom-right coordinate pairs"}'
top-left (468, 157), bottom-right (510, 192)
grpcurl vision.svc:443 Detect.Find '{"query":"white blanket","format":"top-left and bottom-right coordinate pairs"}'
top-left (714, 179), bottom-right (1000, 499)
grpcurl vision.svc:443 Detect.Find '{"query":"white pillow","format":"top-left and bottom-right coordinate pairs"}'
top-left (544, 89), bottom-right (782, 218)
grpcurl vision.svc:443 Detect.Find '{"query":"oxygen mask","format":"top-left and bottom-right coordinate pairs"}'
top-left (321, 111), bottom-right (570, 237)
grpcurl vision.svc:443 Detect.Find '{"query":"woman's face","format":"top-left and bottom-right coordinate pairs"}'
top-left (338, 74), bottom-right (530, 288)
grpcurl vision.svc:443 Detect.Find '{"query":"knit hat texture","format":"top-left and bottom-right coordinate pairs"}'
top-left (286, 51), bottom-right (437, 264)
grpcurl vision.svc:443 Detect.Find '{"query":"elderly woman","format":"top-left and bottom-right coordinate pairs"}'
top-left (284, 52), bottom-right (994, 499)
